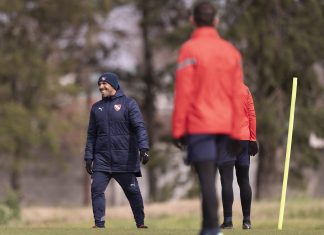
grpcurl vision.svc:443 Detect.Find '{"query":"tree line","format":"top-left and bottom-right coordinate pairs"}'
top-left (0, 0), bottom-right (323, 208)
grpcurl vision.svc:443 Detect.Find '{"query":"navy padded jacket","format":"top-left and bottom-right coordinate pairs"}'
top-left (84, 89), bottom-right (149, 175)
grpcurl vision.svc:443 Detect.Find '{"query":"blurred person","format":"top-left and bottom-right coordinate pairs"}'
top-left (84, 72), bottom-right (150, 229)
top-left (217, 83), bottom-right (258, 230)
top-left (172, 1), bottom-right (244, 235)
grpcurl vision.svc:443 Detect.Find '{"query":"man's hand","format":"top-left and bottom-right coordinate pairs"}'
top-left (248, 141), bottom-right (259, 156)
top-left (173, 136), bottom-right (187, 150)
top-left (85, 160), bottom-right (93, 175)
top-left (227, 139), bottom-right (243, 156)
top-left (140, 149), bottom-right (150, 165)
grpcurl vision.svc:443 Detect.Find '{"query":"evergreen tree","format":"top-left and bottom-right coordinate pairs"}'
top-left (0, 0), bottom-right (110, 201)
top-left (134, 0), bottom-right (191, 201)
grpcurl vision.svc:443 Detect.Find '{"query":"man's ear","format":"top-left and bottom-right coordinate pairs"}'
top-left (189, 15), bottom-right (196, 26)
top-left (213, 17), bottom-right (219, 26)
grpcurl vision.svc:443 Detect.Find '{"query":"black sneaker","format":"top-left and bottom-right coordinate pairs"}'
top-left (242, 220), bottom-right (252, 229)
top-left (137, 225), bottom-right (148, 229)
top-left (220, 221), bottom-right (233, 229)
top-left (92, 225), bottom-right (105, 228)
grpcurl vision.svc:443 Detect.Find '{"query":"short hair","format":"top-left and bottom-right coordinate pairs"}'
top-left (193, 1), bottom-right (217, 27)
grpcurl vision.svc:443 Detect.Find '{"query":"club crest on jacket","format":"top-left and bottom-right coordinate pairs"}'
top-left (114, 104), bottom-right (121, 111)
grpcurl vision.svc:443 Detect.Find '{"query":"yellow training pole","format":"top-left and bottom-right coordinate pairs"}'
top-left (278, 77), bottom-right (298, 230)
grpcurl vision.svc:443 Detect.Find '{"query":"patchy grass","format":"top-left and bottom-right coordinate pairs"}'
top-left (0, 198), bottom-right (324, 235)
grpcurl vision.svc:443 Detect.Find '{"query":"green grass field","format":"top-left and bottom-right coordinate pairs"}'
top-left (1, 198), bottom-right (324, 235)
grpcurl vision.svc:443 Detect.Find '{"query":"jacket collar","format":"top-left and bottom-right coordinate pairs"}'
top-left (191, 26), bottom-right (220, 39)
top-left (102, 89), bottom-right (124, 101)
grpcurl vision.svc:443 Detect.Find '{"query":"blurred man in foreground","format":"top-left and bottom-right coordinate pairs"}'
top-left (172, 1), bottom-right (244, 235)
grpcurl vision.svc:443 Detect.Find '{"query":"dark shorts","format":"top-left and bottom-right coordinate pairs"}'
top-left (235, 140), bottom-right (250, 166)
top-left (187, 135), bottom-right (250, 166)
top-left (187, 134), bottom-right (235, 164)
top-left (218, 140), bottom-right (250, 167)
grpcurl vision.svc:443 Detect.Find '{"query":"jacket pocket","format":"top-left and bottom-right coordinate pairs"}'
top-left (111, 150), bottom-right (129, 166)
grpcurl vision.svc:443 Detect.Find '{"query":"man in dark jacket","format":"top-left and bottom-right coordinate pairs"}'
top-left (84, 72), bottom-right (150, 229)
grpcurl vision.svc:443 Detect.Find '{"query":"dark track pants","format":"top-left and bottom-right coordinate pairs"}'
top-left (91, 171), bottom-right (145, 227)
